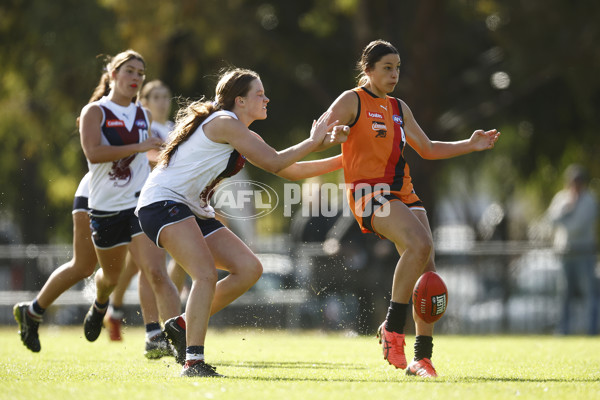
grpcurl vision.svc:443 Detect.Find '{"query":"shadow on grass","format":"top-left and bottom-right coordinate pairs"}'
top-left (215, 361), bottom-right (599, 383)
top-left (216, 360), bottom-right (369, 370)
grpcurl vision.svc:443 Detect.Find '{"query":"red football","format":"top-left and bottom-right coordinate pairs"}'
top-left (412, 271), bottom-right (448, 323)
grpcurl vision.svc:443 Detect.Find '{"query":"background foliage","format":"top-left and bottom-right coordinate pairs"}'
top-left (1, 0), bottom-right (598, 243)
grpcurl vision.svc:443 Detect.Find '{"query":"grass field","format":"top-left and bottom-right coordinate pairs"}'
top-left (1, 326), bottom-right (599, 400)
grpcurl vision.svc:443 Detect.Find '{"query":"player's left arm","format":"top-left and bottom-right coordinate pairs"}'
top-left (275, 154), bottom-right (343, 181)
top-left (402, 99), bottom-right (500, 160)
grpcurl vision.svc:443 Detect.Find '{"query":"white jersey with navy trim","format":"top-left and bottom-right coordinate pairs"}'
top-left (74, 171), bottom-right (91, 198)
top-left (151, 120), bottom-right (174, 142)
top-left (86, 96), bottom-right (151, 211)
top-left (137, 110), bottom-right (246, 218)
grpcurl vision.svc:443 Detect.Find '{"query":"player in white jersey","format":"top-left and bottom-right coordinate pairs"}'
top-left (136, 67), bottom-right (349, 377)
top-left (78, 50), bottom-right (181, 349)
top-left (105, 79), bottom-right (180, 348)
top-left (13, 173), bottom-right (98, 352)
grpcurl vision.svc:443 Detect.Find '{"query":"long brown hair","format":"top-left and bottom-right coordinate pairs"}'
top-left (356, 40), bottom-right (399, 86)
top-left (158, 68), bottom-right (259, 167)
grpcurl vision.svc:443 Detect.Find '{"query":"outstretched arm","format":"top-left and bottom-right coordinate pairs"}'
top-left (402, 99), bottom-right (500, 160)
top-left (275, 154), bottom-right (343, 181)
top-left (208, 111), bottom-right (339, 174)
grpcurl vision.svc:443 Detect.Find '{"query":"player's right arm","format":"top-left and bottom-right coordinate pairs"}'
top-left (79, 104), bottom-right (162, 164)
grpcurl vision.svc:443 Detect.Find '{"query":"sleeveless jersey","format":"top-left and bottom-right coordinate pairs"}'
top-left (136, 110), bottom-right (246, 218)
top-left (86, 97), bottom-right (151, 211)
top-left (341, 87), bottom-right (414, 195)
top-left (74, 171), bottom-right (91, 199)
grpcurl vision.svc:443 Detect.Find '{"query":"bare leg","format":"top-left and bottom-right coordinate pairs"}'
top-left (109, 252), bottom-right (138, 307)
top-left (372, 202), bottom-right (433, 304)
top-left (128, 233), bottom-right (180, 322)
top-left (138, 267), bottom-right (160, 324)
top-left (159, 218), bottom-right (217, 347)
top-left (94, 245), bottom-right (129, 304)
top-left (36, 212), bottom-right (97, 308)
top-left (168, 258), bottom-right (188, 294)
top-left (204, 227), bottom-right (263, 315)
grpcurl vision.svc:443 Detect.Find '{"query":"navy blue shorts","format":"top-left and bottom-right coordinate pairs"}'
top-left (72, 196), bottom-right (90, 214)
top-left (89, 207), bottom-right (143, 249)
top-left (137, 201), bottom-right (225, 248)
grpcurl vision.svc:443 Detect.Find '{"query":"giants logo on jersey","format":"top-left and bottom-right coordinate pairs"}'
top-left (106, 119), bottom-right (125, 127)
top-left (393, 115), bottom-right (403, 125)
top-left (372, 121), bottom-right (387, 138)
top-left (367, 111), bottom-right (384, 119)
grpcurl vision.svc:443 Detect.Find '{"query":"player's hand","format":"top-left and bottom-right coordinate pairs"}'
top-left (138, 136), bottom-right (164, 152)
top-left (309, 111), bottom-right (338, 147)
top-left (327, 125), bottom-right (350, 145)
top-left (470, 129), bottom-right (500, 151)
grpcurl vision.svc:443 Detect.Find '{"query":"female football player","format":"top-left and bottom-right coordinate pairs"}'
top-left (323, 40), bottom-right (500, 377)
top-left (136, 67), bottom-right (347, 377)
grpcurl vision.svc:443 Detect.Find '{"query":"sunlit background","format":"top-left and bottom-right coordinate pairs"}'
top-left (1, 0), bottom-right (598, 334)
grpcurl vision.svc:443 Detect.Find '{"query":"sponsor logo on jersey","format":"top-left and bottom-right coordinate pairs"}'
top-left (372, 121), bottom-right (387, 138)
top-left (393, 114), bottom-right (403, 125)
top-left (367, 111), bottom-right (384, 119)
top-left (106, 119), bottom-right (125, 127)
top-left (135, 119), bottom-right (147, 129)
top-left (372, 121), bottom-right (386, 131)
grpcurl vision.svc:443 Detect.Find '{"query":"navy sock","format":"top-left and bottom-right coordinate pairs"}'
top-left (31, 299), bottom-right (46, 316)
top-left (385, 301), bottom-right (408, 334)
top-left (94, 299), bottom-right (109, 313)
top-left (414, 335), bottom-right (433, 361)
top-left (145, 322), bottom-right (161, 334)
top-left (186, 345), bottom-right (205, 362)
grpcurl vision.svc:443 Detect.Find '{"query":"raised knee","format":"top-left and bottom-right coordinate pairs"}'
top-left (248, 258), bottom-right (263, 282)
top-left (412, 236), bottom-right (434, 263)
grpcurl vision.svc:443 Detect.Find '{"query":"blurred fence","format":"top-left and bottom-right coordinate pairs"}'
top-left (0, 240), bottom-right (597, 334)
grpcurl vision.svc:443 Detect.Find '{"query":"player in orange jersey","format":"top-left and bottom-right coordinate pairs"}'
top-left (324, 40), bottom-right (500, 378)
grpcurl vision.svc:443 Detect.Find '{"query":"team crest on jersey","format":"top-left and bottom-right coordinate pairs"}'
top-left (372, 121), bottom-right (387, 138)
top-left (393, 115), bottom-right (403, 125)
top-left (109, 155), bottom-right (135, 187)
top-left (135, 119), bottom-right (147, 129)
top-left (106, 119), bottom-right (125, 127)
top-left (367, 111), bottom-right (384, 119)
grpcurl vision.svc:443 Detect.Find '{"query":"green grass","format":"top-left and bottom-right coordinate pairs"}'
top-left (1, 326), bottom-right (599, 400)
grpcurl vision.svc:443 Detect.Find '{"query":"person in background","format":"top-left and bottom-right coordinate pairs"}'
top-left (13, 172), bottom-right (97, 352)
top-left (78, 50), bottom-right (181, 354)
top-left (104, 80), bottom-right (180, 350)
top-left (323, 39), bottom-right (500, 378)
top-left (547, 164), bottom-right (598, 335)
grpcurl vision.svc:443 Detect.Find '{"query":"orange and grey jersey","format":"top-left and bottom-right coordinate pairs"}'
top-left (341, 86), bottom-right (414, 195)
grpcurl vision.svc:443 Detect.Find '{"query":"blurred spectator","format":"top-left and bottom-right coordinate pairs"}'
top-left (546, 164), bottom-right (598, 335)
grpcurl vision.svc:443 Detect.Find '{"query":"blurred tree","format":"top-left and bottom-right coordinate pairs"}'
top-left (0, 0), bottom-right (119, 242)
top-left (0, 0), bottom-right (598, 242)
